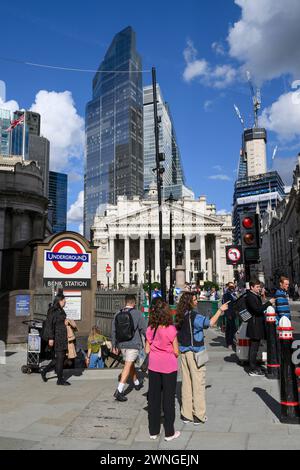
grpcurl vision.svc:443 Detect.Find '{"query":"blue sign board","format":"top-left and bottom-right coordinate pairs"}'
top-left (16, 295), bottom-right (30, 317)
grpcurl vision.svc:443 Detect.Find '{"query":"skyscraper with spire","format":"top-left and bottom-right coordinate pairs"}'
top-left (84, 26), bottom-right (144, 239)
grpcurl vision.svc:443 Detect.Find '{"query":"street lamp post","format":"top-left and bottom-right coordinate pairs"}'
top-left (289, 236), bottom-right (294, 287)
top-left (166, 193), bottom-right (177, 305)
top-left (148, 233), bottom-right (152, 302)
top-left (152, 67), bottom-right (166, 300)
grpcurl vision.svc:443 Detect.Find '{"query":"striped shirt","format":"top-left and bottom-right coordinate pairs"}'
top-left (275, 289), bottom-right (291, 323)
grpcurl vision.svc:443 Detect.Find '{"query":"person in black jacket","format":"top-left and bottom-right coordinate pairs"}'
top-left (40, 293), bottom-right (70, 386)
top-left (222, 282), bottom-right (238, 349)
top-left (245, 280), bottom-right (275, 376)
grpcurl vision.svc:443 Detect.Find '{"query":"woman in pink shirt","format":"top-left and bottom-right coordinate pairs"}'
top-left (145, 301), bottom-right (180, 442)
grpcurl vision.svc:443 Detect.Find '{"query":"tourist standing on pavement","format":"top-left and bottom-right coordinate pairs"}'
top-left (275, 276), bottom-right (291, 324)
top-left (176, 292), bottom-right (228, 424)
top-left (146, 301), bottom-right (180, 441)
top-left (41, 293), bottom-right (70, 386)
top-left (111, 294), bottom-right (147, 402)
top-left (222, 282), bottom-right (238, 349)
top-left (245, 280), bottom-right (275, 377)
top-left (86, 326), bottom-right (107, 369)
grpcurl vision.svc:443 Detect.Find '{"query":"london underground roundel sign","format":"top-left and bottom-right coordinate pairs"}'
top-left (43, 238), bottom-right (91, 289)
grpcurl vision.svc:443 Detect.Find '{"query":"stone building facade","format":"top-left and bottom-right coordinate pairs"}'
top-left (261, 154), bottom-right (300, 288)
top-left (0, 156), bottom-right (49, 290)
top-left (92, 193), bottom-right (234, 288)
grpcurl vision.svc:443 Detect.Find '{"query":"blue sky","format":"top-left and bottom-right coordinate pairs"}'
top-left (1, 0), bottom-right (300, 231)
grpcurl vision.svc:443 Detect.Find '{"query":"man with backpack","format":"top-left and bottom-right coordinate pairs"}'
top-left (111, 294), bottom-right (147, 402)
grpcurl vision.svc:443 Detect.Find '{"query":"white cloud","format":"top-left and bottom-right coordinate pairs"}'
top-left (213, 165), bottom-right (223, 171)
top-left (78, 223), bottom-right (84, 235)
top-left (0, 96), bottom-right (19, 114)
top-left (67, 190), bottom-right (84, 224)
top-left (212, 41), bottom-right (226, 56)
top-left (68, 172), bottom-right (82, 183)
top-left (203, 100), bottom-right (213, 112)
top-left (0, 80), bottom-right (6, 101)
top-left (260, 91), bottom-right (300, 140)
top-left (208, 174), bottom-right (232, 181)
top-left (30, 90), bottom-right (84, 172)
top-left (217, 209), bottom-right (230, 215)
top-left (228, 0), bottom-right (300, 82)
top-left (183, 40), bottom-right (237, 88)
top-left (272, 157), bottom-right (298, 185)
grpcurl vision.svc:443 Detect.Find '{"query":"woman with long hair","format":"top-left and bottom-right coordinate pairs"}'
top-left (145, 301), bottom-right (180, 442)
top-left (176, 292), bottom-right (228, 424)
top-left (86, 326), bottom-right (107, 369)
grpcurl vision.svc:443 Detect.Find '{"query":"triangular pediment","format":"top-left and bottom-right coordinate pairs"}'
top-left (105, 202), bottom-right (223, 226)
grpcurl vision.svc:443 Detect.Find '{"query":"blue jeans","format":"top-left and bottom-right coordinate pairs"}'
top-left (89, 353), bottom-right (104, 369)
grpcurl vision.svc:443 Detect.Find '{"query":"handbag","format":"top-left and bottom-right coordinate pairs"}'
top-left (189, 313), bottom-right (209, 368)
top-left (140, 327), bottom-right (158, 373)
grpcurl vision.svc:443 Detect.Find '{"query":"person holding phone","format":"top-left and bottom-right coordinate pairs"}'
top-left (176, 292), bottom-right (229, 425)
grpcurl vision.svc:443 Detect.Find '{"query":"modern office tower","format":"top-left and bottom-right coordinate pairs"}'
top-left (143, 85), bottom-right (193, 200)
top-left (237, 128), bottom-right (267, 180)
top-left (243, 128), bottom-right (267, 177)
top-left (48, 171), bottom-right (68, 233)
top-left (84, 26), bottom-right (144, 239)
top-left (233, 171), bottom-right (285, 243)
top-left (10, 110), bottom-right (50, 196)
top-left (0, 109), bottom-right (11, 155)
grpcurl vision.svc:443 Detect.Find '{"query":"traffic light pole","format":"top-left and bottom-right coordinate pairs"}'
top-left (152, 67), bottom-right (166, 301)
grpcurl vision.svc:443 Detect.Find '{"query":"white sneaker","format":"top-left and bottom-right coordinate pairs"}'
top-left (164, 431), bottom-right (181, 442)
top-left (150, 435), bottom-right (159, 440)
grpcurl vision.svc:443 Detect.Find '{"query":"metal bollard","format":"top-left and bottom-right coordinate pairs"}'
top-left (278, 317), bottom-right (300, 424)
top-left (265, 307), bottom-right (280, 380)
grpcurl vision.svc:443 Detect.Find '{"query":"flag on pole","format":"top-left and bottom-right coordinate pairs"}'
top-left (5, 113), bottom-right (25, 132)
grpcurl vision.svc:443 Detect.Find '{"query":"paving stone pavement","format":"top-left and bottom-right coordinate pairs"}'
top-left (1, 324), bottom-right (300, 450)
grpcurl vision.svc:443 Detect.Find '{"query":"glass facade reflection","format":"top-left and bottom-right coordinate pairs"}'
top-left (143, 85), bottom-right (193, 200)
top-left (0, 108), bottom-right (11, 155)
top-left (49, 171), bottom-right (68, 233)
top-left (84, 26), bottom-right (144, 238)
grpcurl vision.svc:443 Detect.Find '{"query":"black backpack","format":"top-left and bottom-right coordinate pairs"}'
top-left (115, 308), bottom-right (135, 343)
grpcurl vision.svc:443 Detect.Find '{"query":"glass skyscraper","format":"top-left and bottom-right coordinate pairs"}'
top-left (0, 109), bottom-right (11, 155)
top-left (84, 26), bottom-right (144, 239)
top-left (143, 85), bottom-right (194, 200)
top-left (48, 171), bottom-right (68, 233)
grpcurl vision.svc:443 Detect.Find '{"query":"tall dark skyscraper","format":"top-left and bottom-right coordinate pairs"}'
top-left (48, 171), bottom-right (68, 233)
top-left (84, 26), bottom-right (144, 238)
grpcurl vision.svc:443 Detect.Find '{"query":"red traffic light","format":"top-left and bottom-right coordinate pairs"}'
top-left (242, 217), bottom-right (254, 229)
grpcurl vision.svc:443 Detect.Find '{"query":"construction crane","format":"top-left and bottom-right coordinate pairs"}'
top-left (272, 145), bottom-right (278, 161)
top-left (233, 104), bottom-right (245, 129)
top-left (246, 71), bottom-right (261, 128)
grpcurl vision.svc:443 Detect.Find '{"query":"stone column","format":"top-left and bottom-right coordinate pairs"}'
top-left (124, 237), bottom-right (130, 286)
top-left (200, 234), bottom-right (206, 281)
top-left (139, 237), bottom-right (145, 285)
top-left (155, 237), bottom-right (160, 282)
top-left (215, 235), bottom-right (221, 284)
top-left (185, 236), bottom-right (191, 283)
top-left (110, 238), bottom-right (115, 287)
top-left (207, 237), bottom-right (213, 281)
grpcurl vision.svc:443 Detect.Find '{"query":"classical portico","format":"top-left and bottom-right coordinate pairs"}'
top-left (92, 195), bottom-right (234, 288)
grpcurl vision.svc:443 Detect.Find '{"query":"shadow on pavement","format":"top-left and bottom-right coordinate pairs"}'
top-left (209, 335), bottom-right (226, 348)
top-left (253, 387), bottom-right (281, 420)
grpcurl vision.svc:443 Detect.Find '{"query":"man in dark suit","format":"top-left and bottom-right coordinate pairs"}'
top-left (245, 280), bottom-right (276, 376)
